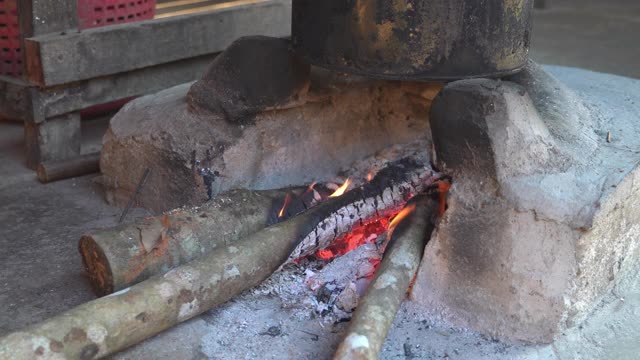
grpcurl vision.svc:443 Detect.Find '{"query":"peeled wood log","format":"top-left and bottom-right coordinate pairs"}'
top-left (37, 152), bottom-right (100, 183)
top-left (334, 192), bottom-right (441, 360)
top-left (79, 188), bottom-right (299, 296)
top-left (0, 159), bottom-right (437, 360)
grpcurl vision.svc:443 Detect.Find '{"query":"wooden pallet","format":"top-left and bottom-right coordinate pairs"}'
top-left (0, 0), bottom-right (291, 169)
top-left (156, 0), bottom-right (229, 18)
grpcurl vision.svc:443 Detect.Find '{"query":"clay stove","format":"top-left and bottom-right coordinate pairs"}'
top-left (98, 0), bottom-right (639, 347)
top-left (3, 1), bottom-right (640, 359)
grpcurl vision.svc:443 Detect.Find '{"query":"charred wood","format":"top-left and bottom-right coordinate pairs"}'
top-left (289, 158), bottom-right (438, 260)
top-left (80, 158), bottom-right (435, 296)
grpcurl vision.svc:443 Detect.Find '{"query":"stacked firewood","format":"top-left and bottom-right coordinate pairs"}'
top-left (0, 158), bottom-right (449, 360)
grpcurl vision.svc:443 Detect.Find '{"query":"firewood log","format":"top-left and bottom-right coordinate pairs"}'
top-left (0, 159), bottom-right (437, 360)
top-left (289, 158), bottom-right (438, 260)
top-left (37, 152), bottom-right (100, 183)
top-left (80, 159), bottom-right (436, 297)
top-left (79, 188), bottom-right (307, 296)
top-left (334, 192), bottom-right (442, 360)
top-left (1, 208), bottom-right (316, 360)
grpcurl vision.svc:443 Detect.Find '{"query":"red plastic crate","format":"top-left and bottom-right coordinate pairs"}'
top-left (0, 0), bottom-right (21, 77)
top-left (0, 0), bottom-right (156, 77)
top-left (78, 0), bottom-right (156, 30)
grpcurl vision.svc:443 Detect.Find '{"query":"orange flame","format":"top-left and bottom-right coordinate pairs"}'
top-left (367, 172), bottom-right (373, 182)
top-left (305, 182), bottom-right (317, 193)
top-left (437, 178), bottom-right (452, 216)
top-left (388, 203), bottom-right (416, 237)
top-left (278, 193), bottom-right (292, 218)
top-left (329, 178), bottom-right (351, 198)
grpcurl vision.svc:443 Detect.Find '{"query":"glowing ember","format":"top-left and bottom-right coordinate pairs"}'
top-left (329, 178), bottom-right (351, 198)
top-left (436, 178), bottom-right (452, 215)
top-left (366, 172), bottom-right (373, 182)
top-left (316, 249), bottom-right (335, 260)
top-left (304, 182), bottom-right (317, 194)
top-left (388, 203), bottom-right (417, 238)
top-left (278, 193), bottom-right (292, 218)
top-left (315, 218), bottom-right (391, 260)
top-left (307, 178), bottom-right (451, 288)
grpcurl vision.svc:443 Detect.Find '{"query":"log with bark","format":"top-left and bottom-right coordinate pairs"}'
top-left (0, 159), bottom-right (437, 360)
top-left (79, 187), bottom-right (319, 296)
top-left (334, 190), bottom-right (443, 360)
top-left (37, 152), bottom-right (100, 183)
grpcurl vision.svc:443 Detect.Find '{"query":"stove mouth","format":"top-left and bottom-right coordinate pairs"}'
top-left (255, 172), bottom-right (449, 324)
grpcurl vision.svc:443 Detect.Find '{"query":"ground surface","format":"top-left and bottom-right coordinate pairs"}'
top-left (0, 118), bottom-right (150, 335)
top-left (530, 0), bottom-right (640, 79)
top-left (1, 0), bottom-right (640, 358)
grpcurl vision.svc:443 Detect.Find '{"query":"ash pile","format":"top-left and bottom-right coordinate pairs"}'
top-left (254, 232), bottom-right (385, 323)
top-left (255, 140), bottom-right (433, 323)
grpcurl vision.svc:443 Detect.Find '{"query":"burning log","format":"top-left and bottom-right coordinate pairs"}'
top-left (0, 159), bottom-right (437, 359)
top-left (79, 188), bottom-right (315, 296)
top-left (289, 158), bottom-right (437, 260)
top-left (334, 189), bottom-right (444, 360)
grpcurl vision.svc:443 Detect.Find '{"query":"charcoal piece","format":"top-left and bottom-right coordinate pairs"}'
top-left (267, 187), bottom-right (319, 226)
top-left (260, 326), bottom-right (282, 337)
top-left (316, 283), bottom-right (335, 304)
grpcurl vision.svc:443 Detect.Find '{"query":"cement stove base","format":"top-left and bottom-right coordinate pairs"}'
top-left (99, 60), bottom-right (640, 346)
top-left (414, 62), bottom-right (640, 343)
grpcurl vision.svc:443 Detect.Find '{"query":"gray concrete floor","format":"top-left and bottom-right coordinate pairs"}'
top-left (1, 0), bottom-right (639, 359)
top-left (530, 0), bottom-right (640, 79)
top-left (0, 119), bottom-right (150, 335)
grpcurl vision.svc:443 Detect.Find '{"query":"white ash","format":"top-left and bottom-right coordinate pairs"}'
top-left (305, 243), bottom-right (380, 295)
top-left (252, 243), bottom-right (383, 323)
